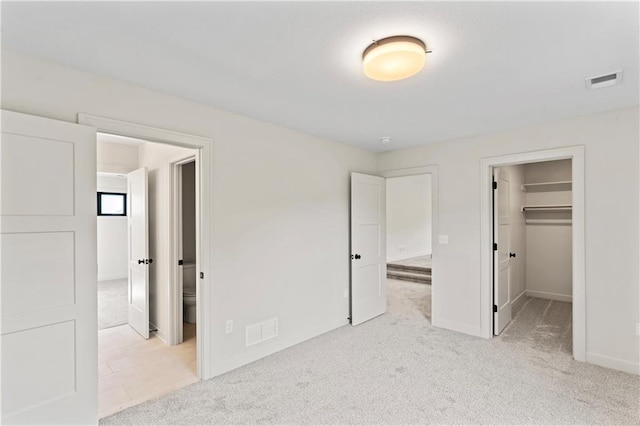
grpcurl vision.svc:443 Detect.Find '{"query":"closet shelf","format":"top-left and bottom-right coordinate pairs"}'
top-left (521, 181), bottom-right (572, 192)
top-left (521, 204), bottom-right (572, 212)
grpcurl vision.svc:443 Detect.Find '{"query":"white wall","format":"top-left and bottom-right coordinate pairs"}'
top-left (379, 106), bottom-right (639, 373)
top-left (386, 174), bottom-right (432, 261)
top-left (97, 139), bottom-right (138, 174)
top-left (96, 175), bottom-right (128, 281)
top-left (524, 160), bottom-right (572, 301)
top-left (2, 51), bottom-right (378, 376)
top-left (137, 142), bottom-right (194, 336)
top-left (182, 161), bottom-right (196, 264)
top-left (496, 165), bottom-right (526, 303)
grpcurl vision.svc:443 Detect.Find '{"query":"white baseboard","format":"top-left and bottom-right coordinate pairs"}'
top-left (211, 318), bottom-right (349, 378)
top-left (435, 318), bottom-right (483, 338)
top-left (586, 352), bottom-right (640, 375)
top-left (526, 290), bottom-right (572, 303)
top-left (149, 322), bottom-right (168, 344)
top-left (387, 251), bottom-right (432, 263)
top-left (512, 290), bottom-right (527, 305)
top-left (98, 274), bottom-right (127, 282)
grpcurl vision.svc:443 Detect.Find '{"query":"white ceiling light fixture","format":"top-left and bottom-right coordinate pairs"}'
top-left (363, 36), bottom-right (430, 82)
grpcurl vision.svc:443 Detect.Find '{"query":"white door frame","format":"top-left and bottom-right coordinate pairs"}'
top-left (169, 154), bottom-right (198, 346)
top-left (78, 113), bottom-right (213, 379)
top-left (480, 146), bottom-right (585, 362)
top-left (380, 165), bottom-right (439, 327)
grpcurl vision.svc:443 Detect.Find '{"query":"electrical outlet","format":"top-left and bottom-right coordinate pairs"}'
top-left (225, 320), bottom-right (233, 334)
top-left (399, 245), bottom-right (406, 252)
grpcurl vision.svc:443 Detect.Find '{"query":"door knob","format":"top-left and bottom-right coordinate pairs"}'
top-left (509, 252), bottom-right (516, 258)
top-left (138, 259), bottom-right (144, 264)
top-left (354, 254), bottom-right (361, 260)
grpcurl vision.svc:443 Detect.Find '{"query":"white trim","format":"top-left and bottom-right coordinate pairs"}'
top-left (97, 274), bottom-right (128, 282)
top-left (149, 321), bottom-right (168, 345)
top-left (212, 319), bottom-right (346, 377)
top-left (78, 113), bottom-right (211, 147)
top-left (512, 289), bottom-right (527, 306)
top-left (586, 352), bottom-right (640, 375)
top-left (78, 113), bottom-right (213, 380)
top-left (480, 146), bottom-right (586, 362)
top-left (526, 290), bottom-right (572, 303)
top-left (169, 154), bottom-right (197, 347)
top-left (387, 251), bottom-right (431, 263)
top-left (379, 165), bottom-right (439, 327)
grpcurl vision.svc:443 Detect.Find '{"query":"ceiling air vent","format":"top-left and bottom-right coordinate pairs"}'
top-left (586, 70), bottom-right (623, 90)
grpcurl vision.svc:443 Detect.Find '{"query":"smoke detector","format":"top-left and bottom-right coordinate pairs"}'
top-left (380, 137), bottom-right (392, 144)
top-left (586, 70), bottom-right (623, 90)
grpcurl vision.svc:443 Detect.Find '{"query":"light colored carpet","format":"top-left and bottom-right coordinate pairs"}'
top-left (98, 278), bottom-right (128, 330)
top-left (101, 279), bottom-right (639, 425)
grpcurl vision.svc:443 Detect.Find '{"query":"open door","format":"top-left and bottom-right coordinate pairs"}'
top-left (127, 167), bottom-right (150, 339)
top-left (1, 110), bottom-right (98, 424)
top-left (350, 172), bottom-right (386, 326)
top-left (493, 168), bottom-right (512, 335)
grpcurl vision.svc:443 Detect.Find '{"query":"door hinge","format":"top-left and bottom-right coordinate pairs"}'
top-left (493, 243), bottom-right (497, 251)
top-left (200, 272), bottom-right (204, 279)
top-left (178, 259), bottom-right (184, 265)
top-left (493, 305), bottom-right (498, 313)
top-left (492, 181), bottom-right (497, 190)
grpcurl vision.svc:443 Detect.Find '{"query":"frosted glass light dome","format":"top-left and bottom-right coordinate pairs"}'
top-left (363, 36), bottom-right (427, 82)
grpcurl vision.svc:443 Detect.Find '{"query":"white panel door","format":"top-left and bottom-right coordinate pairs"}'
top-left (350, 172), bottom-right (386, 326)
top-left (127, 167), bottom-right (150, 339)
top-left (0, 110), bottom-right (97, 424)
top-left (493, 168), bottom-right (512, 335)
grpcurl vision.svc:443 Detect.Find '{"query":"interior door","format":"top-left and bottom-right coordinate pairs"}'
top-left (127, 167), bottom-right (150, 339)
top-left (350, 172), bottom-right (387, 326)
top-left (0, 110), bottom-right (98, 424)
top-left (493, 168), bottom-right (512, 335)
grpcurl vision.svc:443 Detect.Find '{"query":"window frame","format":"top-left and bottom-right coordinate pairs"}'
top-left (97, 191), bottom-right (127, 216)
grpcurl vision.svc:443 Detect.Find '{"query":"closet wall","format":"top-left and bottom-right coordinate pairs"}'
top-left (523, 159), bottom-right (572, 302)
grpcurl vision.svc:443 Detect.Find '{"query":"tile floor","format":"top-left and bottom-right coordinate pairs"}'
top-left (98, 323), bottom-right (198, 418)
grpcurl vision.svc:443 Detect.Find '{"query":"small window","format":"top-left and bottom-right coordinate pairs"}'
top-left (97, 192), bottom-right (126, 216)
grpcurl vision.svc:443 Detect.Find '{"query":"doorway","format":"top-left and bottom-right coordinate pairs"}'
top-left (170, 157), bottom-right (198, 346)
top-left (349, 166), bottom-right (439, 327)
top-left (492, 160), bottom-right (573, 355)
top-left (80, 113), bottom-right (213, 379)
top-left (480, 147), bottom-right (585, 361)
top-left (385, 174), bottom-right (433, 321)
top-left (95, 133), bottom-right (200, 417)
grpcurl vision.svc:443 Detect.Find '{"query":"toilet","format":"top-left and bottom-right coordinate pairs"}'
top-left (183, 262), bottom-right (197, 323)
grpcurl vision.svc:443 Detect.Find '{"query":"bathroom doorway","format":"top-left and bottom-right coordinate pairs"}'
top-left (169, 156), bottom-right (199, 346)
top-left (94, 133), bottom-right (200, 418)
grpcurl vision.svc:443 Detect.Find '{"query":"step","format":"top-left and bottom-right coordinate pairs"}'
top-left (387, 270), bottom-right (431, 284)
top-left (387, 263), bottom-right (431, 274)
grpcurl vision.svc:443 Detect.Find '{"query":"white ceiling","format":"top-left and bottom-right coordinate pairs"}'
top-left (2, 2), bottom-right (638, 152)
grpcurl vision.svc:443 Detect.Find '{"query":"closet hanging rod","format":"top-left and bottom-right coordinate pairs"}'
top-left (521, 204), bottom-right (572, 212)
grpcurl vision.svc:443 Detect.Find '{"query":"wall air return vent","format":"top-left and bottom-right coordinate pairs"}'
top-left (245, 318), bottom-right (278, 347)
top-left (586, 70), bottom-right (623, 90)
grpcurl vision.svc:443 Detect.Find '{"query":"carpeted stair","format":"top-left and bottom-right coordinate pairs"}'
top-left (387, 262), bottom-right (431, 284)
